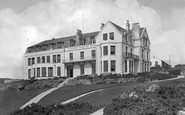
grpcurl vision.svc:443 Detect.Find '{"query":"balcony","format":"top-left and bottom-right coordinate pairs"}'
top-left (63, 56), bottom-right (96, 64)
top-left (123, 53), bottom-right (139, 60)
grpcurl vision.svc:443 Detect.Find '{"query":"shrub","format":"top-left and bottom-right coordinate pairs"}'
top-left (169, 69), bottom-right (181, 75)
top-left (11, 102), bottom-right (97, 115)
top-left (104, 85), bottom-right (185, 115)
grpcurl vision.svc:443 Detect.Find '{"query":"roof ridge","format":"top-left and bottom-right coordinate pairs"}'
top-left (109, 21), bottom-right (126, 33)
top-left (29, 31), bottom-right (100, 47)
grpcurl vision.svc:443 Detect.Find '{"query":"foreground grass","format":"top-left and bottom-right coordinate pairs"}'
top-left (0, 88), bottom-right (50, 115)
top-left (38, 83), bottom-right (123, 106)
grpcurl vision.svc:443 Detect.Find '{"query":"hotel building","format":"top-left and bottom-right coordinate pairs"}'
top-left (24, 20), bottom-right (150, 79)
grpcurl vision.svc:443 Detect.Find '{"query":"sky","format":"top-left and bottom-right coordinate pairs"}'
top-left (0, 0), bottom-right (185, 79)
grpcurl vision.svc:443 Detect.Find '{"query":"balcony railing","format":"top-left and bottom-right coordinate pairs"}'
top-left (63, 56), bottom-right (96, 63)
top-left (123, 53), bottom-right (139, 60)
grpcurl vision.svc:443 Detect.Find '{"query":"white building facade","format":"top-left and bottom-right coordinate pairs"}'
top-left (24, 20), bottom-right (150, 79)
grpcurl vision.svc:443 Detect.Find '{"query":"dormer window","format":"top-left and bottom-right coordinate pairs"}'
top-left (103, 33), bottom-right (107, 40)
top-left (109, 32), bottom-right (114, 40)
top-left (57, 42), bottom-right (63, 49)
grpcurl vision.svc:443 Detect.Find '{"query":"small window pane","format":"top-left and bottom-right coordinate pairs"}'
top-left (110, 32), bottom-right (114, 40)
top-left (103, 33), bottom-right (107, 40)
top-left (104, 61), bottom-right (108, 72)
top-left (103, 46), bottom-right (108, 55)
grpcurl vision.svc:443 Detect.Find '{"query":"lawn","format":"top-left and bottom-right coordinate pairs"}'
top-left (74, 78), bottom-right (185, 107)
top-left (38, 83), bottom-right (123, 106)
top-left (0, 88), bottom-right (50, 115)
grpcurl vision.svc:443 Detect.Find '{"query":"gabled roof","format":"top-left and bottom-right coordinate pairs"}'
top-left (109, 21), bottom-right (127, 33)
top-left (29, 31), bottom-right (99, 48)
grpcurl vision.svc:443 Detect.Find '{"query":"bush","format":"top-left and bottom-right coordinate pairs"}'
top-left (104, 85), bottom-right (185, 115)
top-left (11, 102), bottom-right (97, 115)
top-left (169, 69), bottom-right (181, 75)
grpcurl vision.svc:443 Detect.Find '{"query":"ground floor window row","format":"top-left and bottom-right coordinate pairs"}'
top-left (28, 66), bottom-right (61, 78)
top-left (28, 63), bottom-right (96, 78)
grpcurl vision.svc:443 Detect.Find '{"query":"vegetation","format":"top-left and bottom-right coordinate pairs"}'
top-left (104, 79), bottom-right (185, 115)
top-left (11, 102), bottom-right (97, 115)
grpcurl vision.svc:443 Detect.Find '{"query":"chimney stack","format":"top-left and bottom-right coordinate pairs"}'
top-left (100, 23), bottom-right (105, 30)
top-left (75, 29), bottom-right (82, 46)
top-left (132, 23), bottom-right (140, 39)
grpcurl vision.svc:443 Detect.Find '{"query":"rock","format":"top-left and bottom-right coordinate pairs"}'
top-left (17, 85), bottom-right (25, 91)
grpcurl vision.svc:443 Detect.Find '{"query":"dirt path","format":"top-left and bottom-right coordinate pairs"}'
top-left (20, 78), bottom-right (72, 109)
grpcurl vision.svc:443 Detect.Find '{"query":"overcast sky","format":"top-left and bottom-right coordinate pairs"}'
top-left (0, 0), bottom-right (185, 78)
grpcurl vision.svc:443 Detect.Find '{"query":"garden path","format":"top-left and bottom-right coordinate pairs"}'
top-left (61, 89), bottom-right (104, 104)
top-left (20, 77), bottom-right (73, 109)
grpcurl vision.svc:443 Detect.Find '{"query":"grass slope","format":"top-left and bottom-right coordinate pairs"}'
top-left (0, 88), bottom-right (49, 115)
top-left (38, 83), bottom-right (123, 106)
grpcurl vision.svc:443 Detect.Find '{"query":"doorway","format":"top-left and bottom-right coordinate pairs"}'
top-left (67, 65), bottom-right (73, 77)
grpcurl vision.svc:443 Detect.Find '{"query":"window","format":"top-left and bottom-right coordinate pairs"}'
top-left (111, 46), bottom-right (115, 55)
top-left (80, 51), bottom-right (84, 59)
top-left (111, 60), bottom-right (116, 72)
top-left (57, 54), bottom-right (61, 63)
top-left (53, 55), bottom-right (56, 63)
top-left (129, 60), bottom-right (132, 72)
top-left (28, 58), bottom-right (31, 66)
top-left (100, 61), bottom-right (102, 73)
top-left (147, 51), bottom-right (149, 60)
top-left (28, 69), bottom-right (31, 78)
top-left (104, 61), bottom-right (108, 72)
top-left (125, 60), bottom-right (127, 72)
top-left (70, 40), bottom-right (75, 47)
top-left (37, 68), bottom-right (40, 77)
top-left (103, 33), bottom-right (107, 40)
top-left (92, 62), bottom-right (96, 74)
top-left (92, 50), bottom-right (96, 58)
top-left (57, 67), bottom-right (61, 77)
top-left (42, 56), bottom-right (45, 63)
top-left (33, 68), bottom-right (35, 77)
top-left (126, 33), bottom-right (128, 42)
top-left (109, 32), bottom-right (114, 40)
top-left (48, 67), bottom-right (53, 77)
top-left (37, 57), bottom-right (40, 63)
top-left (80, 64), bottom-right (84, 75)
top-left (100, 47), bottom-right (102, 57)
top-left (32, 58), bottom-right (35, 64)
top-left (70, 53), bottom-right (73, 60)
top-left (155, 61), bottom-right (158, 66)
top-left (47, 56), bottom-right (50, 63)
top-left (49, 43), bottom-right (56, 50)
top-left (42, 67), bottom-right (46, 77)
top-left (131, 49), bottom-right (133, 55)
top-left (126, 47), bottom-right (128, 56)
top-left (103, 46), bottom-right (108, 55)
top-left (57, 42), bottom-right (63, 49)
top-left (143, 37), bottom-right (147, 46)
top-left (142, 50), bottom-right (144, 59)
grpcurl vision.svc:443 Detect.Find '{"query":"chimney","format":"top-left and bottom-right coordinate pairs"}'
top-left (126, 20), bottom-right (130, 31)
top-left (75, 29), bottom-right (82, 46)
top-left (100, 23), bottom-right (105, 30)
top-left (132, 23), bottom-right (140, 39)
